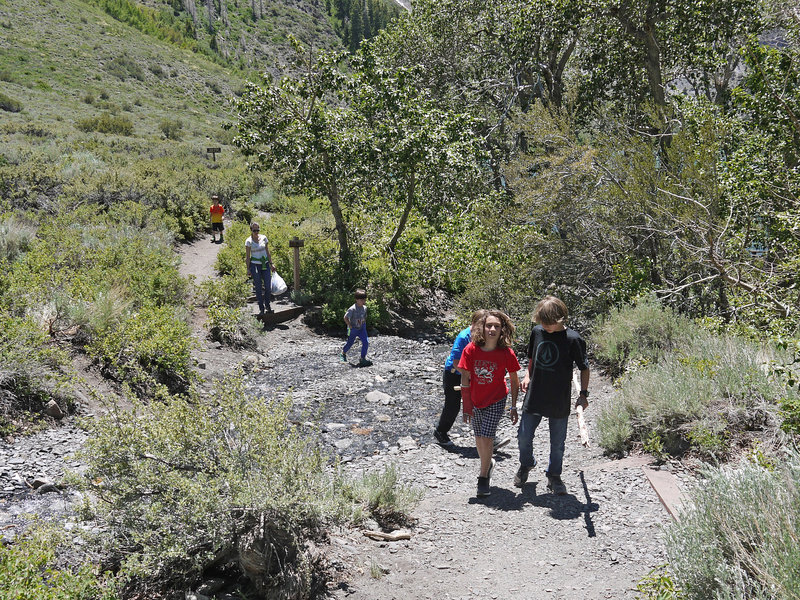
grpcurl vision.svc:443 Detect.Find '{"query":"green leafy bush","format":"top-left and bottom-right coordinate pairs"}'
top-left (215, 221), bottom-right (250, 278)
top-left (159, 117), bottom-right (183, 140)
top-left (79, 373), bottom-right (419, 597)
top-left (635, 565), bottom-right (685, 600)
top-left (199, 273), bottom-right (250, 308)
top-left (207, 302), bottom-right (259, 349)
top-left (88, 305), bottom-right (195, 394)
top-left (0, 92), bottom-right (22, 113)
top-left (594, 296), bottom-right (697, 377)
top-left (76, 112), bottom-right (134, 135)
top-left (0, 524), bottom-right (119, 600)
top-left (666, 450), bottom-right (800, 599)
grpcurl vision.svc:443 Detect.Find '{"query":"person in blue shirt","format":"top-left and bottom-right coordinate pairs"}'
top-left (433, 309), bottom-right (511, 452)
top-left (433, 311), bottom-right (484, 446)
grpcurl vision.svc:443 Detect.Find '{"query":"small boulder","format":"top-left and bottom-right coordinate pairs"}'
top-left (45, 400), bottom-right (65, 419)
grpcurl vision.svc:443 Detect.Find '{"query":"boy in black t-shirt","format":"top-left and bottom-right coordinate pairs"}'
top-left (514, 296), bottom-right (590, 495)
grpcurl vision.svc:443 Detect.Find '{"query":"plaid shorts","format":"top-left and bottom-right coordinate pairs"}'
top-left (472, 397), bottom-right (506, 438)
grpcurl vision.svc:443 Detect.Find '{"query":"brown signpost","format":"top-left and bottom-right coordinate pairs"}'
top-left (206, 147), bottom-right (221, 162)
top-left (288, 236), bottom-right (304, 292)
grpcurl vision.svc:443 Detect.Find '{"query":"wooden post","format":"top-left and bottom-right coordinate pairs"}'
top-left (288, 236), bottom-right (304, 292)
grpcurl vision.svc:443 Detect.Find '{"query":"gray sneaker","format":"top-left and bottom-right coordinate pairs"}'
top-left (476, 476), bottom-right (491, 497)
top-left (514, 465), bottom-right (532, 487)
top-left (547, 475), bottom-right (567, 495)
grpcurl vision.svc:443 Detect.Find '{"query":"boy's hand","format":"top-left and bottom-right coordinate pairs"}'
top-left (576, 396), bottom-right (588, 410)
top-left (520, 373), bottom-right (530, 393)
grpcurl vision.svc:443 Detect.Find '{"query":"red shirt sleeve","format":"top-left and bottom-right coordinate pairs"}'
top-left (457, 342), bottom-right (474, 374)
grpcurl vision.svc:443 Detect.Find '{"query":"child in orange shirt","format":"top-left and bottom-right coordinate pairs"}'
top-left (209, 195), bottom-right (224, 243)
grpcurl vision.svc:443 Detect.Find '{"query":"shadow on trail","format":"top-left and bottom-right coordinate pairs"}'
top-left (467, 471), bottom-right (599, 537)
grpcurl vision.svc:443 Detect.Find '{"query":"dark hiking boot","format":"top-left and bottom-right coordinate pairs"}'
top-left (358, 357), bottom-right (373, 367)
top-left (547, 475), bottom-right (567, 495)
top-left (476, 476), bottom-right (491, 497)
top-left (514, 465), bottom-right (532, 488)
top-left (433, 429), bottom-right (454, 447)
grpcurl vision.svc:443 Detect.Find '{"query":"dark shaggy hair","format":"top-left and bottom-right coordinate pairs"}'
top-left (471, 310), bottom-right (515, 349)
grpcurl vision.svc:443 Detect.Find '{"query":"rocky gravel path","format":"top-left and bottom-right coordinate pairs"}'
top-left (248, 321), bottom-right (674, 599)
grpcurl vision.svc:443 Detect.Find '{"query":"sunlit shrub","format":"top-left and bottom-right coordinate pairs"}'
top-left (0, 524), bottom-right (119, 599)
top-left (77, 112), bottom-right (134, 135)
top-left (207, 302), bottom-right (259, 349)
top-left (88, 305), bottom-right (195, 394)
top-left (0, 92), bottom-right (22, 113)
top-left (666, 450), bottom-right (800, 599)
top-left (79, 373), bottom-right (419, 597)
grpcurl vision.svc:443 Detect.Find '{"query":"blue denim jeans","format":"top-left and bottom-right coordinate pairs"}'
top-left (249, 262), bottom-right (271, 313)
top-left (342, 324), bottom-right (369, 359)
top-left (517, 411), bottom-right (569, 476)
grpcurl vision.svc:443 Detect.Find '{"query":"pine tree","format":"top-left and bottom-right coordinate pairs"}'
top-left (349, 0), bottom-right (362, 52)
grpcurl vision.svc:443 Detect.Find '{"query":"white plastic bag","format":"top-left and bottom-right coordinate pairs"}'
top-left (271, 271), bottom-right (288, 295)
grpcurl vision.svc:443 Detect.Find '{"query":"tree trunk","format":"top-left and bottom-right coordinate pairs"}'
top-left (220, 0), bottom-right (229, 27)
top-left (386, 172), bottom-right (416, 269)
top-left (641, 29), bottom-right (665, 107)
top-left (206, 0), bottom-right (216, 32)
top-left (322, 154), bottom-right (351, 267)
top-left (184, 0), bottom-right (198, 33)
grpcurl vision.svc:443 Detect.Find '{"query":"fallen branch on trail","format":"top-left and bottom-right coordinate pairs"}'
top-left (362, 530), bottom-right (412, 542)
top-left (573, 372), bottom-right (590, 447)
top-left (576, 405), bottom-right (590, 447)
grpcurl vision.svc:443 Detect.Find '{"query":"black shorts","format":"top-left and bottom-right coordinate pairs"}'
top-left (212, 222), bottom-right (224, 232)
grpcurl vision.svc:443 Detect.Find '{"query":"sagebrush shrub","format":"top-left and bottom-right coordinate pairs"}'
top-left (77, 112), bottom-right (134, 135)
top-left (0, 218), bottom-right (36, 261)
top-left (0, 92), bottom-right (22, 113)
top-left (666, 450), bottom-right (800, 599)
top-left (593, 296), bottom-right (696, 376)
top-left (79, 372), bottom-right (419, 597)
top-left (596, 300), bottom-right (791, 458)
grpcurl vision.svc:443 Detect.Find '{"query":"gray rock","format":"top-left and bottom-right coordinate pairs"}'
top-left (45, 400), bottom-right (65, 419)
top-left (365, 391), bottom-right (392, 404)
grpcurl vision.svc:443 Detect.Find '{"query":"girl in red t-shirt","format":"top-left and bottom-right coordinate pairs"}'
top-left (458, 310), bottom-right (520, 497)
